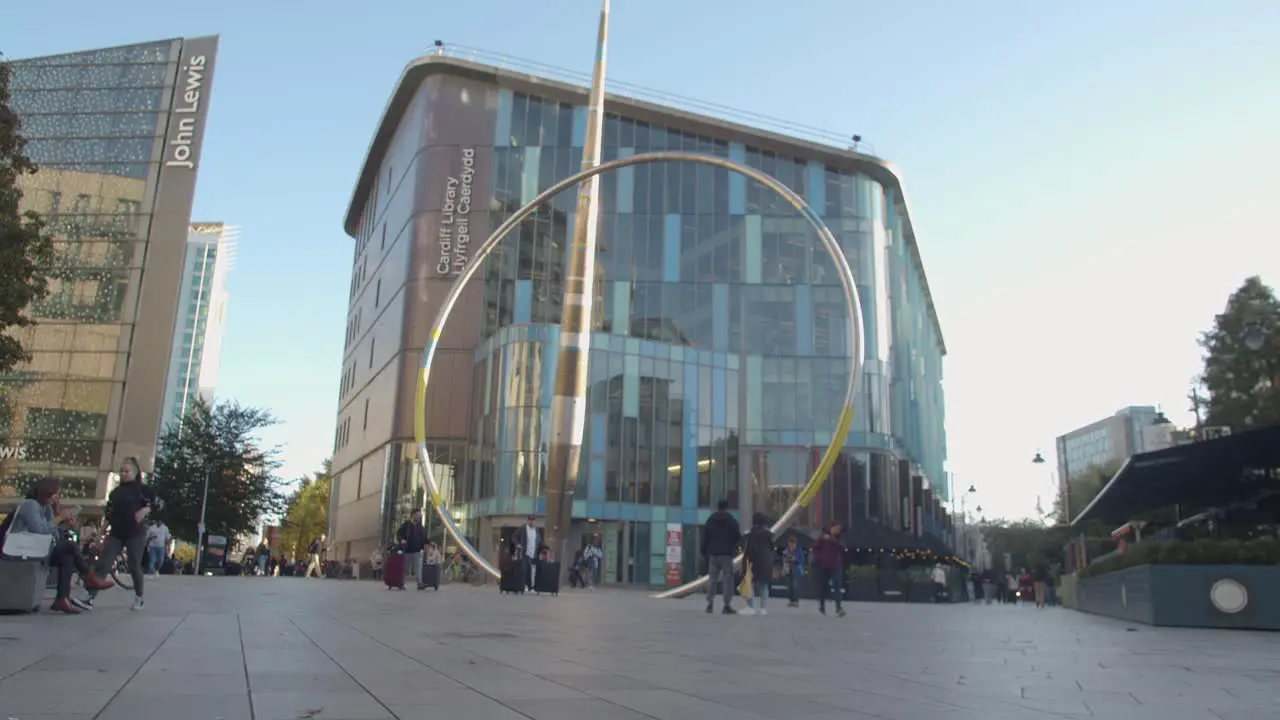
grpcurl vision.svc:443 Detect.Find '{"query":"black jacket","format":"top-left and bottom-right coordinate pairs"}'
top-left (106, 482), bottom-right (155, 539)
top-left (396, 521), bottom-right (427, 553)
top-left (509, 525), bottom-right (542, 556)
top-left (742, 527), bottom-right (774, 576)
top-left (702, 510), bottom-right (741, 557)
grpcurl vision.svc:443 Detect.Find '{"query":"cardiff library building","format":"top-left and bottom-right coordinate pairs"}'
top-left (331, 53), bottom-right (949, 586)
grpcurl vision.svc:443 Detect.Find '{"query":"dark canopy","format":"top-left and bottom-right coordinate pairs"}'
top-left (840, 518), bottom-right (942, 553)
top-left (1072, 424), bottom-right (1280, 526)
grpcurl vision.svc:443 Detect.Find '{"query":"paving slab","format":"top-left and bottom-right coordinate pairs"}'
top-left (1, 577), bottom-right (1279, 719)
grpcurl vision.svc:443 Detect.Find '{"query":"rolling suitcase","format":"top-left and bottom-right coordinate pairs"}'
top-left (533, 560), bottom-right (561, 596)
top-left (420, 563), bottom-right (440, 590)
top-left (383, 550), bottom-right (406, 590)
top-left (500, 561), bottom-right (524, 594)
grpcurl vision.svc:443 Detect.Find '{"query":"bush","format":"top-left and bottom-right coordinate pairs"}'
top-left (1080, 538), bottom-right (1280, 578)
top-left (846, 565), bottom-right (879, 581)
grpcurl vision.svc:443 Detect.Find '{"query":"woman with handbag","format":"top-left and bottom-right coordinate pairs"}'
top-left (2, 478), bottom-right (114, 613)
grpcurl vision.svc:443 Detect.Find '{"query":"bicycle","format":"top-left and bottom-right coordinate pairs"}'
top-left (80, 527), bottom-right (136, 591)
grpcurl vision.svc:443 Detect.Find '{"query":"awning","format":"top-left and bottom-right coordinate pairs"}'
top-left (1071, 423), bottom-right (1280, 526)
top-left (840, 518), bottom-right (940, 553)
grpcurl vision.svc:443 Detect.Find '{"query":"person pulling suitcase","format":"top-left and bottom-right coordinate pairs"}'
top-left (395, 509), bottom-right (428, 590)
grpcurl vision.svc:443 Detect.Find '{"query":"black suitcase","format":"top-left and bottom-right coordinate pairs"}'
top-left (533, 560), bottom-right (561, 595)
top-left (420, 563), bottom-right (440, 590)
top-left (500, 562), bottom-right (524, 594)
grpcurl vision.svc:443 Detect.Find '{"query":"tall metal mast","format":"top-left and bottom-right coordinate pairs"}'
top-left (543, 0), bottom-right (610, 570)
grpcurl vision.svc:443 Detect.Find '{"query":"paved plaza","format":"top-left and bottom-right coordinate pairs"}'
top-left (1, 576), bottom-right (1278, 720)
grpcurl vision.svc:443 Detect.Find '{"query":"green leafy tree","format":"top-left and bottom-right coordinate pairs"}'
top-left (149, 397), bottom-right (288, 542)
top-left (980, 519), bottom-right (1072, 575)
top-left (0, 58), bottom-right (55, 373)
top-left (278, 460), bottom-right (331, 558)
top-left (1200, 276), bottom-right (1280, 431)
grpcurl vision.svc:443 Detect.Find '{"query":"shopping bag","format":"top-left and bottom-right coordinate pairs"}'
top-left (737, 565), bottom-right (753, 598)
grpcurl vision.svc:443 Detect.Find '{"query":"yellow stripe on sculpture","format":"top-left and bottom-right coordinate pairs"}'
top-left (796, 405), bottom-right (855, 508)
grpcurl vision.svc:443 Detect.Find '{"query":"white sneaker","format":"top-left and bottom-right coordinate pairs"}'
top-left (740, 606), bottom-right (756, 616)
top-left (131, 596), bottom-right (145, 611)
top-left (758, 608), bottom-right (768, 616)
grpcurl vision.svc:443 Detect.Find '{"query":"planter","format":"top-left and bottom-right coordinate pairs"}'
top-left (1077, 564), bottom-right (1280, 630)
top-left (846, 579), bottom-right (879, 602)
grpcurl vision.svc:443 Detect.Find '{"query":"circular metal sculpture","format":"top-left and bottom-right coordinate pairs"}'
top-left (414, 151), bottom-right (866, 598)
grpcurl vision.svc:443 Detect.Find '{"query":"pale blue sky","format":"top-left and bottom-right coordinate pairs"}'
top-left (8, 0), bottom-right (1279, 520)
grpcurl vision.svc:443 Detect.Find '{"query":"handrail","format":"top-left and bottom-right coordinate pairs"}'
top-left (431, 43), bottom-right (878, 156)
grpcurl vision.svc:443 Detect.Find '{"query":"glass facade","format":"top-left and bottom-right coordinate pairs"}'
top-left (403, 87), bottom-right (948, 585)
top-left (0, 42), bottom-right (174, 502)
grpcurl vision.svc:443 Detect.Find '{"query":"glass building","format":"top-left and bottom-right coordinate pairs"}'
top-left (0, 38), bottom-right (218, 516)
top-left (333, 54), bottom-right (949, 585)
top-left (160, 222), bottom-right (234, 437)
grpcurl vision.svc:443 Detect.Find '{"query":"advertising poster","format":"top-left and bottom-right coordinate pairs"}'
top-left (665, 524), bottom-right (683, 585)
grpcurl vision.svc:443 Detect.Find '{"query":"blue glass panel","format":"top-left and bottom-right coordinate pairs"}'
top-left (698, 509), bottom-right (713, 524)
top-left (637, 504), bottom-right (652, 521)
top-left (651, 506), bottom-right (667, 522)
top-left (729, 142), bottom-right (746, 215)
top-left (712, 366), bottom-right (726, 426)
top-left (795, 283), bottom-right (813, 355)
top-left (494, 89), bottom-right (514, 146)
top-left (806, 161), bottom-right (825, 211)
top-left (587, 501), bottom-right (605, 519)
top-left (623, 354), bottom-right (640, 417)
top-left (591, 412), bottom-right (607, 454)
top-left (497, 453), bottom-right (514, 498)
top-left (682, 508), bottom-right (698, 524)
top-left (682, 363), bottom-right (698, 508)
top-left (617, 148), bottom-right (635, 213)
top-left (612, 281), bottom-right (631, 336)
top-left (744, 215), bottom-right (762, 283)
top-left (605, 503), bottom-right (620, 520)
top-left (745, 356), bottom-right (762, 430)
top-left (520, 146), bottom-right (542, 205)
top-left (620, 503), bottom-right (636, 520)
top-left (572, 105), bottom-right (588, 147)
top-left (780, 430), bottom-right (797, 445)
top-left (483, 352), bottom-right (493, 410)
top-left (858, 284), bottom-right (877, 359)
top-left (589, 458), bottom-right (604, 500)
top-left (540, 337), bottom-right (557, 406)
top-left (572, 499), bottom-right (587, 518)
top-left (712, 283), bottom-right (729, 351)
top-left (514, 497), bottom-right (534, 515)
top-left (513, 280), bottom-right (532, 324)
top-left (663, 214), bottom-right (681, 281)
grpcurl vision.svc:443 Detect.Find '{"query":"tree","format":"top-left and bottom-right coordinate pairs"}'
top-left (1200, 276), bottom-right (1280, 431)
top-left (0, 58), bottom-right (55, 373)
top-left (278, 460), bottom-right (331, 558)
top-left (980, 519), bottom-right (1072, 575)
top-left (149, 397), bottom-right (288, 543)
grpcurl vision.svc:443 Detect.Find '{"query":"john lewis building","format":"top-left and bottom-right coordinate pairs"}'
top-left (332, 54), bottom-right (949, 585)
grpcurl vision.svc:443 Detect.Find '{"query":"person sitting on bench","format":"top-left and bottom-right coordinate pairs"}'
top-left (2, 478), bottom-right (114, 613)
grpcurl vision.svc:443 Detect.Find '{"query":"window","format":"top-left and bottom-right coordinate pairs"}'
top-left (380, 223), bottom-right (386, 250)
top-left (363, 398), bottom-right (370, 430)
top-left (368, 337), bottom-right (375, 369)
top-left (374, 278), bottom-right (381, 308)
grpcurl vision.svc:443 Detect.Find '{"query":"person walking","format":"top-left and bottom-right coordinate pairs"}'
top-left (305, 534), bottom-right (327, 578)
top-left (702, 499), bottom-right (741, 615)
top-left (781, 535), bottom-right (805, 608)
top-left (144, 519), bottom-right (169, 578)
top-left (582, 541), bottom-right (603, 590)
top-left (84, 457), bottom-right (155, 611)
top-left (741, 513), bottom-right (774, 616)
top-left (254, 540), bottom-right (271, 577)
top-left (1032, 563), bottom-right (1050, 608)
top-left (980, 568), bottom-right (997, 605)
top-left (396, 509), bottom-right (428, 589)
top-left (812, 523), bottom-right (846, 617)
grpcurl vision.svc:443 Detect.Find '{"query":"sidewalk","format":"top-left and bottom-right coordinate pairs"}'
top-left (1, 577), bottom-right (1277, 719)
